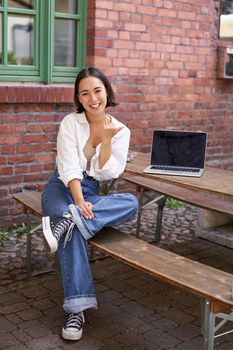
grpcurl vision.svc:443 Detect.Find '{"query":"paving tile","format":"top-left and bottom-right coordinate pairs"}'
top-left (1, 204), bottom-right (233, 349)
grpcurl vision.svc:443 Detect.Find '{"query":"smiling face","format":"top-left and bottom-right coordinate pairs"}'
top-left (78, 76), bottom-right (108, 117)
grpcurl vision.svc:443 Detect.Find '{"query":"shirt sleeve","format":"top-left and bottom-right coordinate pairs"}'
top-left (57, 116), bottom-right (83, 187)
top-left (88, 126), bottom-right (130, 181)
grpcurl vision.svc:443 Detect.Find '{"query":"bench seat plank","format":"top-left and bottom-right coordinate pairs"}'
top-left (124, 175), bottom-right (233, 217)
top-left (13, 191), bottom-right (233, 308)
top-left (13, 192), bottom-right (42, 217)
top-left (90, 228), bottom-right (233, 308)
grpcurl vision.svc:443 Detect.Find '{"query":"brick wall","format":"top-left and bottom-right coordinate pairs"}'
top-left (87, 0), bottom-right (233, 163)
top-left (0, 86), bottom-right (75, 226)
top-left (1, 0), bottom-right (233, 227)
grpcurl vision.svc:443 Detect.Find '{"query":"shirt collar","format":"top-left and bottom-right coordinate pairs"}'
top-left (76, 112), bottom-right (88, 123)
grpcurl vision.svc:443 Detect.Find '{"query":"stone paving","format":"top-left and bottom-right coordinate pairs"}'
top-left (0, 203), bottom-right (233, 349)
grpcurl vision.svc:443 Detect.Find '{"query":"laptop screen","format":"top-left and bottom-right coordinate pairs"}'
top-left (151, 130), bottom-right (207, 168)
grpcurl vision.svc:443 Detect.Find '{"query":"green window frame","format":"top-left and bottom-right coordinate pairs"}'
top-left (0, 0), bottom-right (86, 83)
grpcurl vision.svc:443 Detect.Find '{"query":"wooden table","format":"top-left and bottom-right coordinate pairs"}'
top-left (125, 151), bottom-right (233, 246)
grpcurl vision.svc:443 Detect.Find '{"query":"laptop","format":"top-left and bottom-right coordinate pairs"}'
top-left (144, 130), bottom-right (207, 177)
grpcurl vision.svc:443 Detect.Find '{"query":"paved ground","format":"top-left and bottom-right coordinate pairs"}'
top-left (1, 203), bottom-right (233, 349)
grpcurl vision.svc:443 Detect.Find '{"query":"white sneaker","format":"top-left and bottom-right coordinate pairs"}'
top-left (42, 214), bottom-right (75, 253)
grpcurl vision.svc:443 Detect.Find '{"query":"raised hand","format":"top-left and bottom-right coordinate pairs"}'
top-left (102, 119), bottom-right (124, 142)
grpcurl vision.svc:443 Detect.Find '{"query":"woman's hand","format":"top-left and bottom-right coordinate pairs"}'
top-left (68, 179), bottom-right (94, 219)
top-left (102, 119), bottom-right (123, 143)
top-left (77, 200), bottom-right (94, 219)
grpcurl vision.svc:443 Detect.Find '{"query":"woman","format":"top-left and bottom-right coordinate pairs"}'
top-left (41, 67), bottom-right (138, 341)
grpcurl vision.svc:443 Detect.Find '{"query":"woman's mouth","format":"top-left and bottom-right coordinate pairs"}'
top-left (90, 103), bottom-right (100, 109)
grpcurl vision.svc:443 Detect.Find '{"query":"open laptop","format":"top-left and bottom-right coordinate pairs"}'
top-left (144, 130), bottom-right (208, 177)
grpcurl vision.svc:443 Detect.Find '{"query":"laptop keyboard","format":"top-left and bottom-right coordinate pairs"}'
top-left (151, 166), bottom-right (200, 173)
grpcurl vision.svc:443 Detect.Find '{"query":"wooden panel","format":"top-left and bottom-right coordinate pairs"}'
top-left (90, 228), bottom-right (233, 308)
top-left (13, 192), bottom-right (42, 217)
top-left (126, 152), bottom-right (233, 198)
top-left (13, 191), bottom-right (233, 309)
top-left (124, 175), bottom-right (233, 217)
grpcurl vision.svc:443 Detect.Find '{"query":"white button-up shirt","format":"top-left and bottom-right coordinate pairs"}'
top-left (57, 112), bottom-right (130, 186)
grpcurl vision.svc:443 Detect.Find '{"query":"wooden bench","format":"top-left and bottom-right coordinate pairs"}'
top-left (124, 174), bottom-right (233, 242)
top-left (13, 191), bottom-right (233, 350)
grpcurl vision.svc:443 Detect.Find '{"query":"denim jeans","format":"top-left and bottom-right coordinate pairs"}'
top-left (41, 170), bottom-right (138, 314)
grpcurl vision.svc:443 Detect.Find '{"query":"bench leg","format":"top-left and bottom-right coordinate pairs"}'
top-left (154, 196), bottom-right (167, 242)
top-left (203, 299), bottom-right (215, 350)
top-left (26, 211), bottom-right (43, 278)
top-left (202, 299), bottom-right (233, 350)
top-left (26, 211), bottom-right (32, 278)
top-left (136, 187), bottom-right (144, 238)
top-left (135, 187), bottom-right (167, 242)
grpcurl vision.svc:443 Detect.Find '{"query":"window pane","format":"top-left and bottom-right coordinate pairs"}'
top-left (54, 19), bottom-right (76, 66)
top-left (8, 15), bottom-right (34, 65)
top-left (55, 0), bottom-right (77, 14)
top-left (219, 0), bottom-right (233, 38)
top-left (8, 0), bottom-right (33, 9)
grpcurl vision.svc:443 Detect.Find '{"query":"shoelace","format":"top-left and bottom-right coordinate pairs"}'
top-left (63, 220), bottom-right (75, 248)
top-left (53, 218), bottom-right (75, 247)
top-left (65, 313), bottom-right (83, 330)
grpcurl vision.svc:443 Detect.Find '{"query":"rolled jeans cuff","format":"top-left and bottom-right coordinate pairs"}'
top-left (69, 204), bottom-right (93, 240)
top-left (63, 296), bottom-right (98, 313)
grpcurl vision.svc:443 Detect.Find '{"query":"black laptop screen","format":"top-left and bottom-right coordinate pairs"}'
top-left (151, 130), bottom-right (207, 168)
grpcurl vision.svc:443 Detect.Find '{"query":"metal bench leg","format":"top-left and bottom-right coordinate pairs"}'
top-left (203, 299), bottom-right (215, 350)
top-left (136, 187), bottom-right (144, 238)
top-left (136, 187), bottom-right (167, 242)
top-left (154, 196), bottom-right (167, 242)
top-left (26, 211), bottom-right (32, 278)
top-left (26, 211), bottom-right (42, 278)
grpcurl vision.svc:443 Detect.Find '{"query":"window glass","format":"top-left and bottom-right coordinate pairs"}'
top-left (219, 0), bottom-right (233, 38)
top-left (0, 1), bottom-right (86, 82)
top-left (55, 0), bottom-right (77, 14)
top-left (8, 0), bottom-right (33, 9)
top-left (8, 15), bottom-right (34, 65)
top-left (54, 19), bottom-right (76, 66)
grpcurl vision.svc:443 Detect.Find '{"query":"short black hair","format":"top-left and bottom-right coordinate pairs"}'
top-left (74, 66), bottom-right (118, 113)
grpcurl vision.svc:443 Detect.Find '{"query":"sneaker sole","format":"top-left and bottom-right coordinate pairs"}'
top-left (62, 327), bottom-right (83, 341)
top-left (42, 216), bottom-right (58, 254)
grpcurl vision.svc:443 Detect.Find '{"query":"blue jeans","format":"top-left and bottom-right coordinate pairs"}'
top-left (41, 170), bottom-right (138, 314)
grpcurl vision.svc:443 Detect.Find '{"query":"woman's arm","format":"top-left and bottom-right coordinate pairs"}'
top-left (68, 179), bottom-right (94, 219)
top-left (98, 118), bottom-right (123, 169)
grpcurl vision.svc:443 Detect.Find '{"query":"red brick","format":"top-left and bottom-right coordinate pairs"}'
top-left (40, 86), bottom-right (48, 102)
top-left (8, 155), bottom-right (35, 164)
top-left (22, 134), bottom-right (49, 144)
top-left (15, 86), bottom-right (25, 103)
top-left (0, 87), bottom-right (7, 102)
top-left (63, 86), bottom-right (74, 103)
top-left (0, 166), bottom-right (13, 175)
top-left (0, 125), bottom-right (12, 133)
top-left (1, 145), bottom-right (15, 154)
top-left (15, 165), bottom-right (30, 174)
top-left (16, 144), bottom-right (31, 154)
top-left (7, 86), bottom-right (16, 103)
top-left (0, 135), bottom-right (20, 144)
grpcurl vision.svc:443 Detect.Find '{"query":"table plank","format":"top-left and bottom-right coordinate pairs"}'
top-left (126, 152), bottom-right (233, 198)
top-left (124, 175), bottom-right (233, 217)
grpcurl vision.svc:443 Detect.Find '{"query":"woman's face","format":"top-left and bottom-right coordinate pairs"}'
top-left (78, 76), bottom-right (107, 115)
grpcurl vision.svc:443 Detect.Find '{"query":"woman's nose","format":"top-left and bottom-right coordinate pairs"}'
top-left (88, 93), bottom-right (98, 102)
